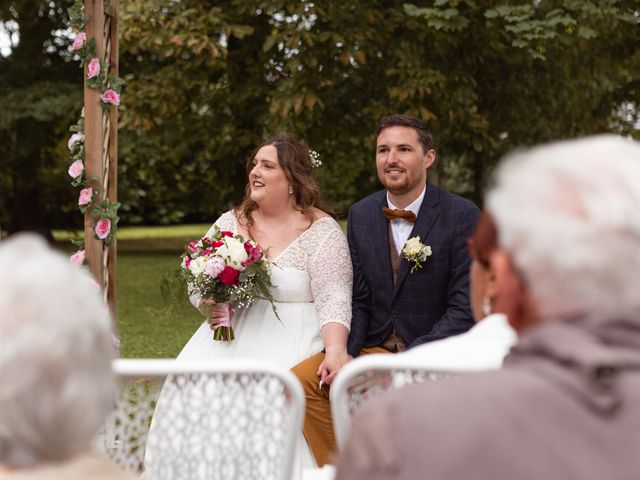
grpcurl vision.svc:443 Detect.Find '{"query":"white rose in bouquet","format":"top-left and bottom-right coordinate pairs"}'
top-left (216, 238), bottom-right (249, 270)
top-left (188, 256), bottom-right (207, 276)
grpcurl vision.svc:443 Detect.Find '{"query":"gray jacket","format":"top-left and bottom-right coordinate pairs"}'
top-left (335, 316), bottom-right (640, 480)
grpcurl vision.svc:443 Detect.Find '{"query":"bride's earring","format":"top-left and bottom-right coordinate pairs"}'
top-left (288, 186), bottom-right (293, 195)
top-left (482, 295), bottom-right (492, 316)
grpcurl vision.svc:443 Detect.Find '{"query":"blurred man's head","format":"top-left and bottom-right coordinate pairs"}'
top-left (0, 234), bottom-right (115, 469)
top-left (487, 135), bottom-right (640, 333)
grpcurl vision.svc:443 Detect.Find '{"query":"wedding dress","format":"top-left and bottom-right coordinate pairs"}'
top-left (144, 211), bottom-right (352, 480)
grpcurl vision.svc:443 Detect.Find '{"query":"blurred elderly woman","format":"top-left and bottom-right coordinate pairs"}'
top-left (400, 211), bottom-right (517, 370)
top-left (0, 234), bottom-right (134, 480)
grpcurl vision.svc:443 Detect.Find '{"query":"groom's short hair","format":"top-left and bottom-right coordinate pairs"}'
top-left (376, 114), bottom-right (434, 152)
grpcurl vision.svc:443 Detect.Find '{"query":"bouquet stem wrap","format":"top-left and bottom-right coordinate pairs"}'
top-left (212, 302), bottom-right (234, 342)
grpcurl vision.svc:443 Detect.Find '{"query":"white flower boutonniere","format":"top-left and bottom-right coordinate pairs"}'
top-left (401, 236), bottom-right (432, 273)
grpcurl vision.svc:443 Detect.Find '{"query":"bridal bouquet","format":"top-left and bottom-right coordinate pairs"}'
top-left (178, 227), bottom-right (277, 342)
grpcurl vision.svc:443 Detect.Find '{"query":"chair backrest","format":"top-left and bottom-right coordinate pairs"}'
top-left (330, 354), bottom-right (472, 450)
top-left (102, 359), bottom-right (305, 480)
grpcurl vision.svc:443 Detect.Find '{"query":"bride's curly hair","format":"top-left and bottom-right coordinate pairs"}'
top-left (235, 134), bottom-right (334, 232)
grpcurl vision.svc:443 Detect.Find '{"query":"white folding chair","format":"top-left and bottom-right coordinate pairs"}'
top-left (102, 358), bottom-right (304, 480)
top-left (330, 354), bottom-right (471, 450)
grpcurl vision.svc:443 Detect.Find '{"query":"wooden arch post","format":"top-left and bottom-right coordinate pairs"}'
top-left (83, 0), bottom-right (118, 321)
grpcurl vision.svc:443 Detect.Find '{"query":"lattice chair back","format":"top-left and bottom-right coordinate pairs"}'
top-left (330, 354), bottom-right (472, 450)
top-left (103, 359), bottom-right (304, 480)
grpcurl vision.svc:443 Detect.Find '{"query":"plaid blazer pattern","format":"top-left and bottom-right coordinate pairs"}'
top-left (347, 183), bottom-right (480, 357)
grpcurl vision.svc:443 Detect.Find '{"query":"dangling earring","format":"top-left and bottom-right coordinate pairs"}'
top-left (288, 186), bottom-right (293, 195)
top-left (482, 295), bottom-right (492, 316)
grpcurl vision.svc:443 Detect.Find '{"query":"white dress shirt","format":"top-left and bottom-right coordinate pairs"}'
top-left (386, 187), bottom-right (426, 256)
top-left (399, 313), bottom-right (517, 370)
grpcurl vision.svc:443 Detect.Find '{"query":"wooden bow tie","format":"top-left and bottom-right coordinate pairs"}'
top-left (382, 207), bottom-right (416, 223)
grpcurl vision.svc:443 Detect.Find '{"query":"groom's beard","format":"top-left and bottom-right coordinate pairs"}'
top-left (379, 171), bottom-right (424, 197)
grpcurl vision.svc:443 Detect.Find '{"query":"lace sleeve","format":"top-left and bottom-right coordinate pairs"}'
top-left (309, 221), bottom-right (353, 332)
top-left (189, 211), bottom-right (237, 309)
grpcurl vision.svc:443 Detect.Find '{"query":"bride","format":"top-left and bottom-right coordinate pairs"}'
top-left (144, 135), bottom-right (352, 479)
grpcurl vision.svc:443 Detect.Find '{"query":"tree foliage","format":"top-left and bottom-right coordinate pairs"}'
top-left (119, 0), bottom-right (639, 222)
top-left (2, 0), bottom-right (639, 231)
top-left (0, 0), bottom-right (80, 233)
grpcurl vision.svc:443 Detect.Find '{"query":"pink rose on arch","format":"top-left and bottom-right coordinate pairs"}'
top-left (71, 32), bottom-right (86, 51)
top-left (68, 132), bottom-right (84, 149)
top-left (68, 159), bottom-right (84, 178)
top-left (78, 187), bottom-right (93, 206)
top-left (100, 89), bottom-right (120, 106)
top-left (69, 250), bottom-right (85, 266)
top-left (87, 58), bottom-right (100, 79)
top-left (81, 107), bottom-right (85, 118)
top-left (95, 218), bottom-right (112, 240)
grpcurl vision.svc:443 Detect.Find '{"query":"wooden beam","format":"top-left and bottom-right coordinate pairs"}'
top-left (83, 0), bottom-right (118, 325)
top-left (106, 0), bottom-right (119, 319)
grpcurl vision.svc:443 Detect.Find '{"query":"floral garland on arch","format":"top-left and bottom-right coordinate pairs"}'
top-left (66, 0), bottom-right (124, 265)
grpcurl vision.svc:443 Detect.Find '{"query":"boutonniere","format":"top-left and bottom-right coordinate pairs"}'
top-left (401, 236), bottom-right (432, 273)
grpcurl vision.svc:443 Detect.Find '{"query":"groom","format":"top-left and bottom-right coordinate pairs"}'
top-left (292, 113), bottom-right (480, 466)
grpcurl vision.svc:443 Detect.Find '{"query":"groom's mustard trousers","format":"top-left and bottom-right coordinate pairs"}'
top-left (291, 346), bottom-right (391, 466)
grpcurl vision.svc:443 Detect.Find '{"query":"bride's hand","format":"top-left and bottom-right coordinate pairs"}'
top-left (198, 300), bottom-right (232, 329)
top-left (317, 348), bottom-right (352, 386)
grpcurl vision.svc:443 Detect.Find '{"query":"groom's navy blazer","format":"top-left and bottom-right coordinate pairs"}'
top-left (347, 182), bottom-right (480, 357)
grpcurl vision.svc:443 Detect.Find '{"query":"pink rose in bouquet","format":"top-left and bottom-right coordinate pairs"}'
top-left (177, 227), bottom-right (277, 342)
top-left (218, 266), bottom-right (240, 286)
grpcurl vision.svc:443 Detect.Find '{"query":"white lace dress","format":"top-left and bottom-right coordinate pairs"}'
top-left (144, 211), bottom-right (352, 480)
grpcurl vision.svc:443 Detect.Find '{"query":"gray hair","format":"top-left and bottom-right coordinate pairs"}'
top-left (0, 234), bottom-right (115, 469)
top-left (487, 135), bottom-right (640, 321)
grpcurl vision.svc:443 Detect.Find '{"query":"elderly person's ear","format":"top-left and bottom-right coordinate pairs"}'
top-left (489, 249), bottom-right (530, 334)
top-left (484, 260), bottom-right (498, 314)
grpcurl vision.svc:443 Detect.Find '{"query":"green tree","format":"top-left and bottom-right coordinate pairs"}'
top-left (120, 0), bottom-right (639, 220)
top-left (0, 0), bottom-right (81, 234)
top-left (3, 1), bottom-right (638, 231)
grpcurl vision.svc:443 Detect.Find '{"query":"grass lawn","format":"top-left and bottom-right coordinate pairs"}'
top-left (53, 223), bottom-right (212, 241)
top-left (116, 252), bottom-right (204, 358)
